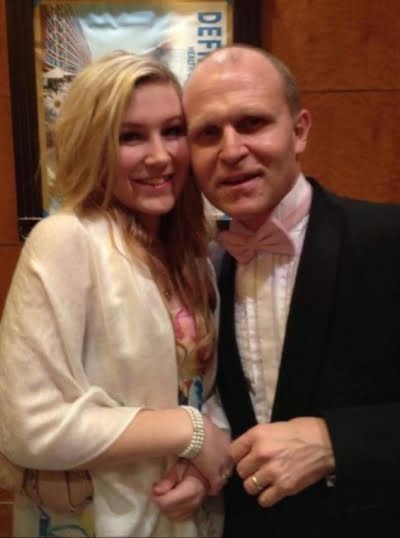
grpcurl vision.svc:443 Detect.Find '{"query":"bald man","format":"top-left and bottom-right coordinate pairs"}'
top-left (183, 44), bottom-right (400, 537)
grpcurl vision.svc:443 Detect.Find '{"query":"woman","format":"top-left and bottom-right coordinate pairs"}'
top-left (0, 51), bottom-right (230, 537)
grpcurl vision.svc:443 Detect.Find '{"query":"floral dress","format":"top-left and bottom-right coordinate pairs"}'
top-left (168, 298), bottom-right (211, 411)
top-left (168, 298), bottom-right (223, 538)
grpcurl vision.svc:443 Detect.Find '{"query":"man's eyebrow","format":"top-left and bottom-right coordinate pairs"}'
top-left (187, 114), bottom-right (219, 134)
top-left (188, 106), bottom-right (268, 133)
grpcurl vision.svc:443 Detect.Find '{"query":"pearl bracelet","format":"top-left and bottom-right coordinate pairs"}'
top-left (178, 405), bottom-right (205, 459)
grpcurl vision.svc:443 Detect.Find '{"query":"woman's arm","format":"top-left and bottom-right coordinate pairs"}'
top-left (84, 407), bottom-right (231, 494)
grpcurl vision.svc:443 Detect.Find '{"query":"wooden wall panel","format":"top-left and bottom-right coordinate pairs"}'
top-left (0, 245), bottom-right (20, 313)
top-left (0, 501), bottom-right (12, 538)
top-left (0, 0), bottom-right (9, 97)
top-left (0, 487), bottom-right (12, 537)
top-left (262, 0), bottom-right (400, 90)
top-left (262, 0), bottom-right (400, 203)
top-left (0, 0), bottom-right (18, 244)
top-left (0, 95), bottom-right (18, 244)
top-left (301, 91), bottom-right (400, 202)
top-left (0, 0), bottom-right (20, 525)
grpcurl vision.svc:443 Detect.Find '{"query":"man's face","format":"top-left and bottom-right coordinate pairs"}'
top-left (183, 52), bottom-right (311, 230)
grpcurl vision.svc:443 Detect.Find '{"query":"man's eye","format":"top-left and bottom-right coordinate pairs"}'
top-left (192, 125), bottom-right (220, 144)
top-left (237, 116), bottom-right (265, 133)
top-left (119, 131), bottom-right (141, 144)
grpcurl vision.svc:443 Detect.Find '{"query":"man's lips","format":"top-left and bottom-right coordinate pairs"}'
top-left (218, 171), bottom-right (260, 186)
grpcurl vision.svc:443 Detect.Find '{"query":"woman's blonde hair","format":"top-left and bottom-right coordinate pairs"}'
top-left (53, 50), bottom-right (183, 209)
top-left (53, 50), bottom-right (216, 371)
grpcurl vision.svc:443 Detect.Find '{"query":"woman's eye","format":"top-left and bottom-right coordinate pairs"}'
top-left (119, 131), bottom-right (141, 144)
top-left (163, 125), bottom-right (186, 138)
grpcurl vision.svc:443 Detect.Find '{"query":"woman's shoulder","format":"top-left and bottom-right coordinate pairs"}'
top-left (22, 212), bottom-right (92, 261)
top-left (27, 211), bottom-right (82, 238)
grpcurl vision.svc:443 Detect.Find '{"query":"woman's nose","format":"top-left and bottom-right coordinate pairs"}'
top-left (144, 135), bottom-right (170, 167)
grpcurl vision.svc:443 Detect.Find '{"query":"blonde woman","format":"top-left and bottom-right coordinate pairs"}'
top-left (0, 51), bottom-right (230, 537)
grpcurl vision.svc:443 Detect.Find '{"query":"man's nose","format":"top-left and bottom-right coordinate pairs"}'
top-left (219, 126), bottom-right (248, 164)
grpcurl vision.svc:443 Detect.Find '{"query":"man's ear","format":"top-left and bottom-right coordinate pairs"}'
top-left (294, 108), bottom-right (312, 154)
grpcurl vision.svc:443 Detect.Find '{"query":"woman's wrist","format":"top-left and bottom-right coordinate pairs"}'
top-left (177, 406), bottom-right (205, 459)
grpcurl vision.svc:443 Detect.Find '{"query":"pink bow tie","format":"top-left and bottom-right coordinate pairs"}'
top-left (218, 220), bottom-right (295, 264)
top-left (217, 190), bottom-right (311, 264)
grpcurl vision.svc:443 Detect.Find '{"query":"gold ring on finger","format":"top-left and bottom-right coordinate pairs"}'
top-left (250, 474), bottom-right (264, 492)
top-left (221, 470), bottom-right (232, 481)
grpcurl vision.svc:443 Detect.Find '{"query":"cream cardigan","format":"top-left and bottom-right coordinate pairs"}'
top-left (0, 211), bottom-right (216, 537)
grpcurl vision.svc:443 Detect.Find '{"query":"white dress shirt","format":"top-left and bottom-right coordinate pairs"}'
top-left (235, 174), bottom-right (312, 423)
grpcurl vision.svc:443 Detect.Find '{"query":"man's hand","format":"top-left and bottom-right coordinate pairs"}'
top-left (231, 417), bottom-right (335, 507)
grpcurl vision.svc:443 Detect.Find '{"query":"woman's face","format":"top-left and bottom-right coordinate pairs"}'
top-left (113, 81), bottom-right (189, 236)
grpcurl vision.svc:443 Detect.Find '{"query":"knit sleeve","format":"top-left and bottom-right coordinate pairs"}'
top-left (0, 214), bottom-right (138, 469)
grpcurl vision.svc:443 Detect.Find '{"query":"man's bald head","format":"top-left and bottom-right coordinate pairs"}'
top-left (184, 44), bottom-right (301, 117)
top-left (182, 43), bottom-right (311, 229)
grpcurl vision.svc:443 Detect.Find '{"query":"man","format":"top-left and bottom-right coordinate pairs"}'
top-left (183, 44), bottom-right (400, 536)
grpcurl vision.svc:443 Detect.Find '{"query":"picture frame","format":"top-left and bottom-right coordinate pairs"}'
top-left (5, 0), bottom-right (261, 239)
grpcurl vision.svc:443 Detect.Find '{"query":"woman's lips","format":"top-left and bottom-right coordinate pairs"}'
top-left (132, 174), bottom-right (173, 187)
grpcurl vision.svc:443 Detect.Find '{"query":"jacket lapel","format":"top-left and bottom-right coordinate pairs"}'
top-left (272, 180), bottom-right (345, 420)
top-left (217, 254), bottom-right (257, 437)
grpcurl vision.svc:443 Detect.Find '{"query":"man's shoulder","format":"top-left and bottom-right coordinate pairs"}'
top-left (307, 176), bottom-right (400, 216)
top-left (307, 176), bottom-right (400, 250)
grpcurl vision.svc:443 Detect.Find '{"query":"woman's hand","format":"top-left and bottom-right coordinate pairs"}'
top-left (192, 416), bottom-right (233, 495)
top-left (152, 460), bottom-right (208, 520)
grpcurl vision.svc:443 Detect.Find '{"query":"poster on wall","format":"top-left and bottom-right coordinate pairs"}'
top-left (33, 0), bottom-right (232, 215)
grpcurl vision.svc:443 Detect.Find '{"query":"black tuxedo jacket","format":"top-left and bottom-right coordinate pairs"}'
top-left (216, 178), bottom-right (400, 536)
